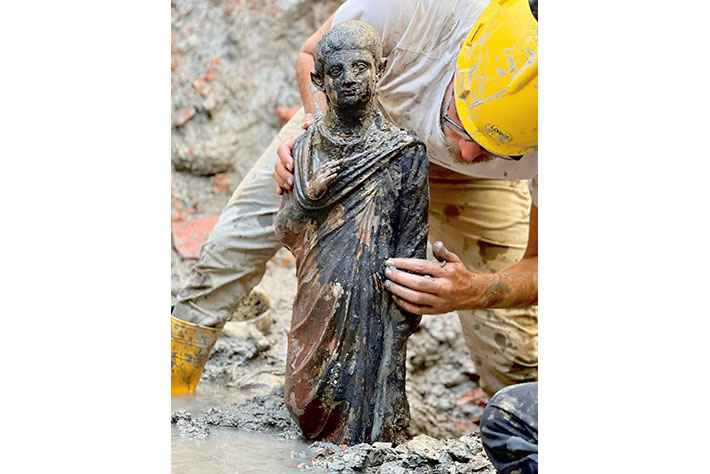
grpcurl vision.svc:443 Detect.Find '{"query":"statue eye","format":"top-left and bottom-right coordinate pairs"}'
top-left (356, 63), bottom-right (368, 72)
top-left (328, 67), bottom-right (343, 77)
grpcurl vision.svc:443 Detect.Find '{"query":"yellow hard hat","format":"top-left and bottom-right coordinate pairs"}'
top-left (455, 0), bottom-right (538, 156)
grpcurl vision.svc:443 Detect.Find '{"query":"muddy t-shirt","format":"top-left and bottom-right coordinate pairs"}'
top-left (332, 0), bottom-right (538, 194)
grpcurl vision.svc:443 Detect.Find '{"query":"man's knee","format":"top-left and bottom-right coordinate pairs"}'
top-left (458, 308), bottom-right (538, 396)
top-left (480, 382), bottom-right (538, 474)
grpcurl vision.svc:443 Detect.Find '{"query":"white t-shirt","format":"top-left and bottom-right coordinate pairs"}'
top-left (332, 0), bottom-right (538, 205)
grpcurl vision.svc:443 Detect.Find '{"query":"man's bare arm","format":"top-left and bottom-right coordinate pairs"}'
top-left (384, 204), bottom-right (538, 314)
top-left (296, 14), bottom-right (334, 118)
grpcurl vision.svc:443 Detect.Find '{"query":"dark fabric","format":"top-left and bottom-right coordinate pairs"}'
top-left (480, 382), bottom-right (538, 474)
top-left (275, 112), bottom-right (429, 444)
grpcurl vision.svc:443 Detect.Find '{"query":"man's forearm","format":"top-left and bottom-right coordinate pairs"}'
top-left (296, 13), bottom-right (334, 115)
top-left (471, 256), bottom-right (538, 309)
top-left (296, 51), bottom-right (326, 115)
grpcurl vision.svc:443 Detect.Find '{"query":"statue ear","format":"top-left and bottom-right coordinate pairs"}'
top-left (310, 70), bottom-right (324, 92)
top-left (377, 58), bottom-right (387, 81)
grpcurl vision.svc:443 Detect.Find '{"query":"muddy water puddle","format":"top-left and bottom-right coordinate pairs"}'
top-left (171, 428), bottom-right (319, 474)
top-left (172, 384), bottom-right (255, 412)
top-left (172, 386), bottom-right (323, 474)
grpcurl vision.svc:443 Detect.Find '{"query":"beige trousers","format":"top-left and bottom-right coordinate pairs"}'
top-left (428, 166), bottom-right (538, 397)
top-left (174, 107), bottom-right (538, 395)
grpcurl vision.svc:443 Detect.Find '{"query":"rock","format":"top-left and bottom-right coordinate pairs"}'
top-left (402, 454), bottom-right (424, 468)
top-left (459, 434), bottom-right (483, 457)
top-left (173, 107), bottom-right (197, 127)
top-left (468, 456), bottom-right (492, 471)
top-left (437, 452), bottom-right (453, 465)
top-left (203, 93), bottom-right (218, 112)
top-left (328, 458), bottom-right (346, 471)
top-left (340, 444), bottom-right (370, 470)
top-left (372, 442), bottom-right (393, 450)
top-left (310, 441), bottom-right (337, 459)
top-left (446, 440), bottom-right (473, 462)
top-left (408, 434), bottom-right (443, 463)
top-left (171, 133), bottom-right (237, 176)
top-left (378, 462), bottom-right (407, 474)
top-left (394, 443), bottom-right (410, 455)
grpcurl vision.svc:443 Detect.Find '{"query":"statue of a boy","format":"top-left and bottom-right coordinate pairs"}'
top-left (275, 20), bottom-right (429, 444)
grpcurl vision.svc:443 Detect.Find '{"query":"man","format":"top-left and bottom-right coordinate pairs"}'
top-left (172, 0), bottom-right (539, 399)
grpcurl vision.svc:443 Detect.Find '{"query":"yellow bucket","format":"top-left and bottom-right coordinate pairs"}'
top-left (171, 315), bottom-right (221, 395)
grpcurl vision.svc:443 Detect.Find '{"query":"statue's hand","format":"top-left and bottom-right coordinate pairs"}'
top-left (309, 158), bottom-right (343, 198)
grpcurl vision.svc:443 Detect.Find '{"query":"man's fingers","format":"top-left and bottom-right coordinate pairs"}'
top-left (277, 136), bottom-right (296, 172)
top-left (385, 280), bottom-right (441, 307)
top-left (387, 257), bottom-right (446, 277)
top-left (301, 113), bottom-right (315, 130)
top-left (391, 294), bottom-right (434, 315)
top-left (273, 159), bottom-right (294, 191)
top-left (385, 266), bottom-right (438, 293)
top-left (432, 241), bottom-right (463, 264)
top-left (275, 136), bottom-right (298, 193)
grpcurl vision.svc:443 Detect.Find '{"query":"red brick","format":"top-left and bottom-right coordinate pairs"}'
top-left (172, 215), bottom-right (219, 259)
top-left (275, 105), bottom-right (302, 125)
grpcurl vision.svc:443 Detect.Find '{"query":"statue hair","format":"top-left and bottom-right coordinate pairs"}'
top-left (313, 21), bottom-right (384, 77)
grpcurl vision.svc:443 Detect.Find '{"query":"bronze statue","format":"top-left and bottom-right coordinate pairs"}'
top-left (275, 20), bottom-right (429, 444)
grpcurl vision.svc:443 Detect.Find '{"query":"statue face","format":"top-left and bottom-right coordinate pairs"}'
top-left (322, 49), bottom-right (378, 110)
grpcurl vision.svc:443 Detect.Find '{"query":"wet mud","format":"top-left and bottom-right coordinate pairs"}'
top-left (173, 388), bottom-right (301, 441)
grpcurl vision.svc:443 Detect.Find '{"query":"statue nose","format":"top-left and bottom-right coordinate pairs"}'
top-left (343, 68), bottom-right (357, 85)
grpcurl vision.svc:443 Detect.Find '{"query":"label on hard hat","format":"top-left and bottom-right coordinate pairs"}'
top-left (484, 123), bottom-right (512, 144)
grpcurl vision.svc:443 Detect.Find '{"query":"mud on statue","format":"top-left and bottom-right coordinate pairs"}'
top-left (274, 21), bottom-right (429, 444)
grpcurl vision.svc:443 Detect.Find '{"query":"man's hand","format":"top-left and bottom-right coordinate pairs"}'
top-left (274, 113), bottom-right (318, 195)
top-left (301, 113), bottom-right (316, 130)
top-left (384, 241), bottom-right (488, 315)
top-left (274, 136), bottom-right (297, 195)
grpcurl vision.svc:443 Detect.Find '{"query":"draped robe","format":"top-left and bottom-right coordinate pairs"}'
top-left (275, 112), bottom-right (429, 444)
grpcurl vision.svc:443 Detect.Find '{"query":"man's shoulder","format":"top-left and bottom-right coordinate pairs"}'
top-left (377, 114), bottom-right (425, 148)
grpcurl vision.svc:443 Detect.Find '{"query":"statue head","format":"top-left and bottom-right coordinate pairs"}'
top-left (311, 21), bottom-right (386, 111)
